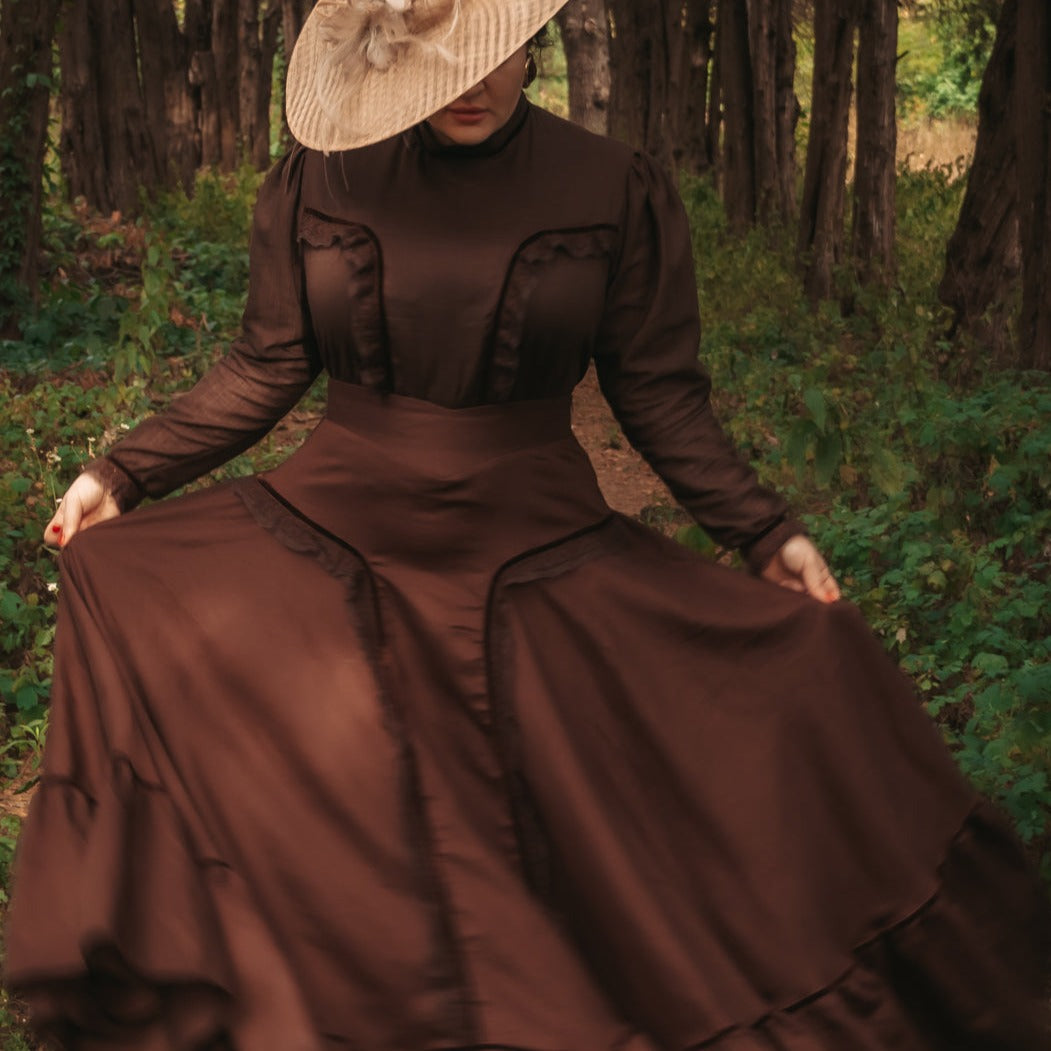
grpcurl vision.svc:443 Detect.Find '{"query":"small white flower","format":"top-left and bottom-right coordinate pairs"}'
top-left (46, 582), bottom-right (60, 594)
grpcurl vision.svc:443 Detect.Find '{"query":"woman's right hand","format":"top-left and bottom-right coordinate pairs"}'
top-left (45, 472), bottom-right (121, 548)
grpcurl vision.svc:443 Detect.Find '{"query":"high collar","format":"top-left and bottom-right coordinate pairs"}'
top-left (410, 94), bottom-right (531, 158)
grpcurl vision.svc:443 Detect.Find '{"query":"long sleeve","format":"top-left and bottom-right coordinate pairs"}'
top-left (593, 153), bottom-right (803, 572)
top-left (87, 149), bottom-right (322, 510)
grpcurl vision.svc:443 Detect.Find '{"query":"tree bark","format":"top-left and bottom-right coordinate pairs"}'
top-left (554, 0), bottom-right (611, 135)
top-left (0, 0), bottom-right (61, 332)
top-left (938, 0), bottom-right (1020, 358)
top-left (133, 0), bottom-right (200, 194)
top-left (852, 0), bottom-right (897, 281)
top-left (212, 0), bottom-right (241, 168)
top-left (607, 0), bottom-right (712, 175)
top-left (707, 8), bottom-right (723, 180)
top-left (798, 0), bottom-right (858, 302)
top-left (772, 0), bottom-right (796, 219)
top-left (682, 1), bottom-right (715, 174)
top-left (60, 0), bottom-right (160, 216)
top-left (607, 0), bottom-right (663, 162)
top-left (747, 0), bottom-right (795, 225)
top-left (719, 0), bottom-right (756, 228)
top-left (1015, 0), bottom-right (1051, 370)
top-left (239, 0), bottom-right (281, 169)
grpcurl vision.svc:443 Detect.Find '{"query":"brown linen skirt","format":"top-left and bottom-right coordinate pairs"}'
top-left (5, 381), bottom-right (1050, 1050)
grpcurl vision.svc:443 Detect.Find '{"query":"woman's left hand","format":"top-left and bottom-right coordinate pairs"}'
top-left (761, 535), bottom-right (841, 603)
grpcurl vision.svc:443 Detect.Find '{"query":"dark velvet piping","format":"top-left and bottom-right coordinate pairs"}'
top-left (483, 515), bottom-right (619, 902)
top-left (232, 477), bottom-right (477, 1042)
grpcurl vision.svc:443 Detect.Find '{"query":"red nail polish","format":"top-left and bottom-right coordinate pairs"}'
top-left (52, 525), bottom-right (62, 534)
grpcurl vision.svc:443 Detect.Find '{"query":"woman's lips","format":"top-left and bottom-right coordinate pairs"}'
top-left (447, 107), bottom-right (487, 124)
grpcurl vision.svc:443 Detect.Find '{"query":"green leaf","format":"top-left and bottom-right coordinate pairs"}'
top-left (870, 447), bottom-right (909, 499)
top-left (786, 419), bottom-right (817, 481)
top-left (803, 387), bottom-right (827, 432)
top-left (814, 430), bottom-right (843, 487)
top-left (674, 525), bottom-right (716, 557)
top-left (1016, 664), bottom-right (1051, 704)
top-left (972, 652), bottom-right (1010, 678)
top-left (15, 685), bottom-right (39, 711)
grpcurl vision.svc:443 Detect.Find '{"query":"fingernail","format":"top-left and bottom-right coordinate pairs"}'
top-left (52, 525), bottom-right (62, 534)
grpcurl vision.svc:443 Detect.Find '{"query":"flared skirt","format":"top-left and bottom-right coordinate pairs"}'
top-left (5, 385), bottom-right (1050, 1049)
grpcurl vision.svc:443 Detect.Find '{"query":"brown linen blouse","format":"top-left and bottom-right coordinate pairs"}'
top-left (89, 96), bottom-right (799, 569)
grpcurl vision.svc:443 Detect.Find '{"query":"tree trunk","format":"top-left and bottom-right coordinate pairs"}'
top-left (744, 0), bottom-right (795, 225)
top-left (798, 0), bottom-right (857, 302)
top-left (772, 0), bottom-right (796, 220)
top-left (212, 0), bottom-right (241, 168)
top-left (607, 0), bottom-right (709, 175)
top-left (852, 0), bottom-right (897, 281)
top-left (0, 0), bottom-right (61, 333)
top-left (133, 0), bottom-right (200, 194)
top-left (60, 0), bottom-right (160, 216)
top-left (682, 1), bottom-right (715, 174)
top-left (193, 47), bottom-right (224, 167)
top-left (607, 0), bottom-right (663, 162)
top-left (719, 0), bottom-right (755, 228)
top-left (554, 0), bottom-right (610, 135)
top-left (938, 0), bottom-right (1020, 358)
top-left (715, 0), bottom-right (794, 228)
top-left (238, 0), bottom-right (281, 169)
top-left (707, 9), bottom-right (723, 181)
top-left (1015, 0), bottom-right (1051, 370)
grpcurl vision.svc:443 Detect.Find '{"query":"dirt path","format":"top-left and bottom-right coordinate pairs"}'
top-left (570, 365), bottom-right (678, 520)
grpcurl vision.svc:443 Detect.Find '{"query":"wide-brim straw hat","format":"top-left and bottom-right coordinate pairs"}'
top-left (287, 0), bottom-right (566, 153)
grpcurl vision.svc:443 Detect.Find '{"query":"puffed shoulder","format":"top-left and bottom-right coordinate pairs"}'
top-left (250, 146), bottom-right (310, 244)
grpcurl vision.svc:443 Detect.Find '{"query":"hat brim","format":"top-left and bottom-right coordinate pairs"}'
top-left (287, 0), bottom-right (566, 152)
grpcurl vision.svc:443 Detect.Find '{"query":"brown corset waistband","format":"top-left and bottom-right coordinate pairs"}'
top-left (325, 379), bottom-right (573, 460)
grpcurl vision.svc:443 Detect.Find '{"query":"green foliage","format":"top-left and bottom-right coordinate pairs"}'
top-left (897, 4), bottom-right (998, 119)
top-left (683, 161), bottom-right (1051, 876)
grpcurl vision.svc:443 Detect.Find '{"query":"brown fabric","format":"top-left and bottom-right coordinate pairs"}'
top-left (8, 381), bottom-right (1051, 1049)
top-left (8, 104), bottom-right (1051, 1048)
top-left (92, 98), bottom-right (798, 566)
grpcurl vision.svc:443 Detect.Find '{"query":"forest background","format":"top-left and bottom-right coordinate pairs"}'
top-left (0, 0), bottom-right (1050, 1042)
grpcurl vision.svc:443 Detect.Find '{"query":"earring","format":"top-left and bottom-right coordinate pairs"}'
top-left (524, 53), bottom-right (538, 88)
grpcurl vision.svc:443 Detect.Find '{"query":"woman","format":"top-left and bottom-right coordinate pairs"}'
top-left (6, 1), bottom-right (1049, 1048)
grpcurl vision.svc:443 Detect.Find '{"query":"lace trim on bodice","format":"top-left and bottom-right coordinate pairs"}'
top-left (485, 226), bottom-right (618, 402)
top-left (299, 209), bottom-right (389, 391)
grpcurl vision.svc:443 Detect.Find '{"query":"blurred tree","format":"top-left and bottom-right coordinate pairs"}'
top-left (1014, 0), bottom-right (1050, 369)
top-left (60, 0), bottom-right (284, 216)
top-left (239, 0), bottom-right (282, 170)
top-left (797, 0), bottom-right (857, 301)
top-left (853, 0), bottom-right (898, 282)
top-left (938, 0), bottom-right (1020, 359)
top-left (0, 0), bottom-right (61, 334)
top-left (719, 0), bottom-right (796, 229)
top-left (554, 0), bottom-right (610, 135)
top-left (606, 0), bottom-right (714, 176)
top-left (59, 0), bottom-right (159, 216)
